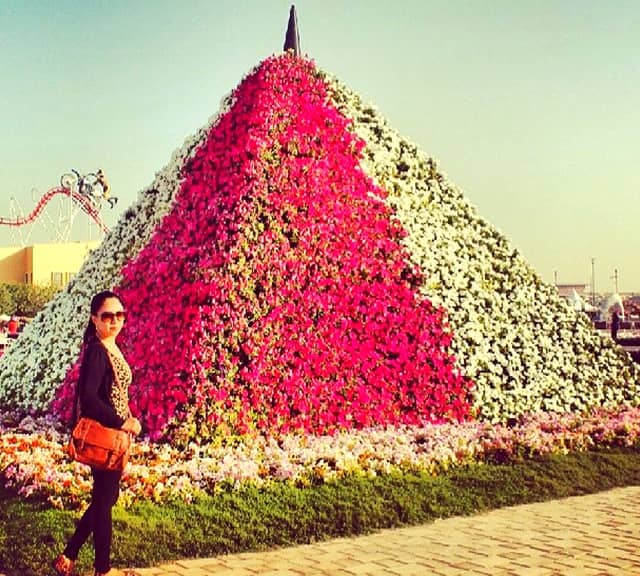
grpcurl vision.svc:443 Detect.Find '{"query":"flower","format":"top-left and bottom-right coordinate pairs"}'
top-left (1, 53), bottom-right (638, 445)
top-left (322, 70), bottom-right (640, 419)
top-left (2, 406), bottom-right (639, 510)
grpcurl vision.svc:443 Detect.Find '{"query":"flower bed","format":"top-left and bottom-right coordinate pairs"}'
top-left (2, 406), bottom-right (639, 510)
top-left (0, 53), bottom-right (638, 455)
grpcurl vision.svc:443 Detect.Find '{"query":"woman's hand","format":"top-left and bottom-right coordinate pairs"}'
top-left (121, 417), bottom-right (142, 436)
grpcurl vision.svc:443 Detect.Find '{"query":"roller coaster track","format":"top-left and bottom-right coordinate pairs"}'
top-left (0, 186), bottom-right (109, 234)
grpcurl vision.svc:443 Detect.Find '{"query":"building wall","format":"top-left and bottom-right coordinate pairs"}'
top-left (556, 284), bottom-right (589, 299)
top-left (0, 246), bottom-right (28, 283)
top-left (0, 241), bottom-right (99, 286)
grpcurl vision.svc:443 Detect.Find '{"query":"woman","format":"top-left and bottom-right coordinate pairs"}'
top-left (53, 290), bottom-right (142, 576)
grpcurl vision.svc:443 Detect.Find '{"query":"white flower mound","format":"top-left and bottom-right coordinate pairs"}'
top-left (0, 95), bottom-right (235, 413)
top-left (324, 73), bottom-right (640, 421)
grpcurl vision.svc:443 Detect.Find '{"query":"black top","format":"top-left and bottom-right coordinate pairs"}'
top-left (283, 5), bottom-right (300, 55)
top-left (77, 341), bottom-right (126, 429)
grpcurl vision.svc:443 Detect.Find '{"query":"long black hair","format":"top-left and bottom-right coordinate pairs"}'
top-left (72, 290), bottom-right (124, 427)
top-left (81, 290), bottom-right (124, 347)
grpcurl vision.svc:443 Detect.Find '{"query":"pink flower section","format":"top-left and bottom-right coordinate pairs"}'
top-left (53, 54), bottom-right (473, 441)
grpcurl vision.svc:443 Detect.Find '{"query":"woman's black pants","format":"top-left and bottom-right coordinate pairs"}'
top-left (64, 467), bottom-right (121, 572)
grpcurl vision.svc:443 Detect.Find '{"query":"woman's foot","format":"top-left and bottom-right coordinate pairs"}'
top-left (52, 554), bottom-right (75, 576)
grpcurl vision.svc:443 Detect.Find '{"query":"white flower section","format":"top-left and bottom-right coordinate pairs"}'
top-left (0, 93), bottom-right (236, 413)
top-left (322, 71), bottom-right (640, 421)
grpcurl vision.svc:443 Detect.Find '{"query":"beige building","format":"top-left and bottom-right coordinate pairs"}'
top-left (555, 283), bottom-right (589, 299)
top-left (0, 241), bottom-right (99, 287)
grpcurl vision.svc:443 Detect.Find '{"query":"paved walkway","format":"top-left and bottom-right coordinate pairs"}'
top-left (133, 486), bottom-right (640, 576)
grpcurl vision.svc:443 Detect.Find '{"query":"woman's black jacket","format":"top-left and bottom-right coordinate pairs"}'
top-left (76, 341), bottom-right (126, 429)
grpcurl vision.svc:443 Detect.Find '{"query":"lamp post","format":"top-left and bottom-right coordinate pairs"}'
top-left (611, 268), bottom-right (619, 294)
top-left (591, 258), bottom-right (596, 307)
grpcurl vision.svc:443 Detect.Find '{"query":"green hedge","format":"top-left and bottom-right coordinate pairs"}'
top-left (0, 282), bottom-right (59, 318)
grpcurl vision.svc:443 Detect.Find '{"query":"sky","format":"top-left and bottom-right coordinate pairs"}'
top-left (1, 0), bottom-right (638, 292)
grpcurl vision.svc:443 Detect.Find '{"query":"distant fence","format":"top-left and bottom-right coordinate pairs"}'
top-left (594, 321), bottom-right (640, 331)
top-left (591, 320), bottom-right (640, 363)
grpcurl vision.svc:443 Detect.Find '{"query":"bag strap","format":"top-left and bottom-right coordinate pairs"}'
top-left (71, 384), bottom-right (82, 428)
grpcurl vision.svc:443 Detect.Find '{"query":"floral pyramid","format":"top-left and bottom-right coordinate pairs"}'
top-left (0, 53), bottom-right (638, 443)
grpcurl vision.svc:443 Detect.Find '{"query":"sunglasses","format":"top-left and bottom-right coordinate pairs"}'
top-left (99, 311), bottom-right (127, 322)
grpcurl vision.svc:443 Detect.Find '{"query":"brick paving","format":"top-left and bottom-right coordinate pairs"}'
top-left (129, 486), bottom-right (640, 576)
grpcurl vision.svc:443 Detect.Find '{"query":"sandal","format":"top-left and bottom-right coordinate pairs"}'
top-left (52, 554), bottom-right (75, 576)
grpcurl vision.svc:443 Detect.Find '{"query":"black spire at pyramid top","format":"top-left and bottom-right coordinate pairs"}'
top-left (283, 5), bottom-right (301, 56)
